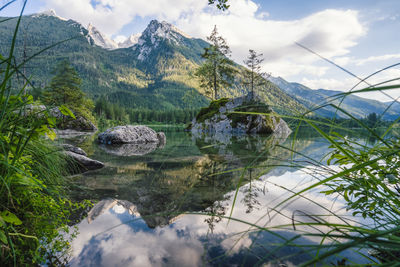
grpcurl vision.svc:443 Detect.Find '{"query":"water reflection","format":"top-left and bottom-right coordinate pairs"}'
top-left (99, 142), bottom-right (160, 156)
top-left (69, 167), bottom-right (367, 266)
top-left (68, 131), bottom-right (369, 265)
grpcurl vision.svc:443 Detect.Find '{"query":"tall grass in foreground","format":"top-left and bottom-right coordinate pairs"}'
top-left (226, 56), bottom-right (400, 265)
top-left (0, 1), bottom-right (84, 265)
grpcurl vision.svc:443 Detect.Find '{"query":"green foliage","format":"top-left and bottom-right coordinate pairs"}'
top-left (94, 96), bottom-right (199, 129)
top-left (195, 98), bottom-right (229, 122)
top-left (43, 60), bottom-right (83, 106)
top-left (195, 26), bottom-right (237, 100)
top-left (228, 101), bottom-right (273, 128)
top-left (208, 0), bottom-right (230, 10)
top-left (42, 60), bottom-right (95, 125)
top-left (242, 49), bottom-right (269, 99)
top-left (0, 5), bottom-right (89, 265)
top-left (0, 13), bottom-right (307, 115)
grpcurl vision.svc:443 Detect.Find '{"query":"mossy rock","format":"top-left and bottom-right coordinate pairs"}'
top-left (195, 98), bottom-right (230, 123)
top-left (191, 94), bottom-right (291, 137)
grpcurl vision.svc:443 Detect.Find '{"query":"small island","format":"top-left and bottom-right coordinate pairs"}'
top-left (188, 94), bottom-right (291, 138)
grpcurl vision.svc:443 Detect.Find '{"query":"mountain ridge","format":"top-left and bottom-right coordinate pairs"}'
top-left (2, 12), bottom-right (379, 117)
top-left (269, 76), bottom-right (400, 120)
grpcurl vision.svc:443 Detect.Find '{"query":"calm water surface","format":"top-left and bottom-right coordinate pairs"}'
top-left (66, 129), bottom-right (370, 266)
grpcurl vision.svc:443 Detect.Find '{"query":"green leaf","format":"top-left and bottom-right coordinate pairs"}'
top-left (59, 105), bottom-right (76, 119)
top-left (0, 211), bottom-right (22, 226)
top-left (0, 230), bottom-right (7, 244)
top-left (47, 117), bottom-right (56, 128)
top-left (46, 128), bottom-right (57, 141)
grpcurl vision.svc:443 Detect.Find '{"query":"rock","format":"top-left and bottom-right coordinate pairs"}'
top-left (190, 94), bottom-right (291, 137)
top-left (62, 115), bottom-right (97, 131)
top-left (157, 132), bottom-right (166, 147)
top-left (65, 150), bottom-right (104, 173)
top-left (62, 144), bottom-right (87, 156)
top-left (99, 142), bottom-right (158, 156)
top-left (98, 125), bottom-right (165, 145)
top-left (23, 104), bottom-right (97, 132)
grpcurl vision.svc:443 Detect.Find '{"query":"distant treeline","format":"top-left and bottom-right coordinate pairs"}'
top-left (94, 96), bottom-right (199, 124)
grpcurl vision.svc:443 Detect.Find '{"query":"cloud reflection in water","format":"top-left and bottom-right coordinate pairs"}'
top-left (68, 166), bottom-right (367, 266)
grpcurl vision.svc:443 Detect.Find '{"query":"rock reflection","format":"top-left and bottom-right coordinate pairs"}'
top-left (67, 131), bottom-right (374, 265)
top-left (73, 132), bottom-right (291, 230)
top-left (99, 142), bottom-right (159, 156)
top-left (69, 165), bottom-right (368, 266)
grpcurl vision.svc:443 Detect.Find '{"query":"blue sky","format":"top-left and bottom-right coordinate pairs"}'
top-left (1, 0), bottom-right (400, 101)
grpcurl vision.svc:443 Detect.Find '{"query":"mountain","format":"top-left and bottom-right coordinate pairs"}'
top-left (269, 76), bottom-right (400, 120)
top-left (0, 11), bottom-right (306, 113)
top-left (87, 23), bottom-right (118, 50)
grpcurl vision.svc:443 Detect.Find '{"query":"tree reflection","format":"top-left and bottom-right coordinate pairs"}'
top-left (241, 169), bottom-right (262, 214)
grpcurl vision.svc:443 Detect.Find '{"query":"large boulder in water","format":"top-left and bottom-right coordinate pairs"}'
top-left (189, 94), bottom-right (291, 138)
top-left (98, 125), bottom-right (166, 145)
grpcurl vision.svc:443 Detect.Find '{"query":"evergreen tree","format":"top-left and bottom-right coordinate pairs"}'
top-left (43, 60), bottom-right (84, 107)
top-left (43, 60), bottom-right (94, 119)
top-left (195, 26), bottom-right (237, 100)
top-left (367, 112), bottom-right (379, 128)
top-left (242, 49), bottom-right (269, 100)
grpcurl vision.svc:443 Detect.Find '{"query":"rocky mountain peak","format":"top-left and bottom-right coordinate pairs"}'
top-left (32, 9), bottom-right (66, 21)
top-left (145, 20), bottom-right (191, 39)
top-left (87, 23), bottom-right (118, 50)
top-left (135, 19), bottom-right (191, 61)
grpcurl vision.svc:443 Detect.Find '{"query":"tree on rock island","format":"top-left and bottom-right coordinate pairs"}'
top-left (242, 49), bottom-right (270, 100)
top-left (195, 25), bottom-right (237, 100)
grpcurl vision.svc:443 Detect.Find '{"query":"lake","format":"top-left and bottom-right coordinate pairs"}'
top-left (64, 129), bottom-right (372, 266)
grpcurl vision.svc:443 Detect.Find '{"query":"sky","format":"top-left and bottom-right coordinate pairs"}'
top-left (1, 0), bottom-right (400, 102)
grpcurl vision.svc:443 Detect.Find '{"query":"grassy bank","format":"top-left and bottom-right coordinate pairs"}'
top-left (0, 3), bottom-right (88, 265)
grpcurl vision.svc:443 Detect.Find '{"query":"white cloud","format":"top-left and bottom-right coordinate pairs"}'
top-left (301, 77), bottom-right (356, 90)
top-left (355, 53), bottom-right (400, 66)
top-left (175, 7), bottom-right (366, 77)
top-left (41, 0), bottom-right (375, 98)
top-left (42, 0), bottom-right (366, 78)
top-left (113, 35), bottom-right (127, 43)
top-left (256, 11), bottom-right (270, 19)
top-left (331, 56), bottom-right (352, 67)
top-left (41, 0), bottom-right (208, 35)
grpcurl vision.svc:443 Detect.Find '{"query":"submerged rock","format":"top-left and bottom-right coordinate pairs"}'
top-left (190, 94), bottom-right (291, 137)
top-left (65, 151), bottom-right (104, 173)
top-left (62, 144), bottom-right (104, 173)
top-left (98, 125), bottom-right (166, 145)
top-left (62, 144), bottom-right (87, 156)
top-left (156, 132), bottom-right (166, 148)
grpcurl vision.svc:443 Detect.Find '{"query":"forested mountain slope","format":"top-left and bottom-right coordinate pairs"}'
top-left (0, 11), bottom-right (306, 113)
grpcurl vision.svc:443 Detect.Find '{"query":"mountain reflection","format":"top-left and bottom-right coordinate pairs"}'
top-left (72, 132), bottom-right (291, 228)
top-left (68, 131), bottom-right (369, 265)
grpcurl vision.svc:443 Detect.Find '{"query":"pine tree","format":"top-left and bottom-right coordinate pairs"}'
top-left (43, 60), bottom-right (94, 119)
top-left (43, 60), bottom-right (84, 108)
top-left (242, 49), bottom-right (270, 100)
top-left (195, 26), bottom-right (237, 100)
